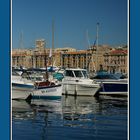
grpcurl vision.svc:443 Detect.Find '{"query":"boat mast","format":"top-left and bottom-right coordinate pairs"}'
top-left (19, 31), bottom-right (24, 67)
top-left (96, 22), bottom-right (99, 71)
top-left (51, 19), bottom-right (54, 68)
top-left (44, 41), bottom-right (48, 80)
top-left (86, 29), bottom-right (91, 71)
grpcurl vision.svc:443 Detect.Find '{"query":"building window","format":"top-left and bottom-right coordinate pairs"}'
top-left (123, 69), bottom-right (125, 73)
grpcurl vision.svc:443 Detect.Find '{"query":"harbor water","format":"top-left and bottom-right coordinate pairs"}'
top-left (12, 95), bottom-right (128, 140)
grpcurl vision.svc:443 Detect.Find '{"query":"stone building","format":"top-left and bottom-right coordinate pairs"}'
top-left (104, 49), bottom-right (128, 74)
top-left (12, 39), bottom-right (76, 68)
top-left (12, 39), bottom-right (128, 74)
top-left (61, 45), bottom-right (111, 72)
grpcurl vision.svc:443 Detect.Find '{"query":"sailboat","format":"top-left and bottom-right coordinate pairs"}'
top-left (31, 21), bottom-right (62, 99)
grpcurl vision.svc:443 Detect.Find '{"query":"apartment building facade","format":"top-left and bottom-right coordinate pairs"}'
top-left (12, 39), bottom-right (128, 74)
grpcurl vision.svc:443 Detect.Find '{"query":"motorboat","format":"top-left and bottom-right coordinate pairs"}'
top-left (93, 71), bottom-right (128, 96)
top-left (61, 68), bottom-right (100, 96)
top-left (12, 71), bottom-right (34, 100)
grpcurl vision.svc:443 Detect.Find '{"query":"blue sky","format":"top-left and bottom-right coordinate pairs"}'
top-left (12, 0), bottom-right (127, 50)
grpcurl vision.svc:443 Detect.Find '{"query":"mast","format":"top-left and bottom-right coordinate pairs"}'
top-left (51, 19), bottom-right (54, 68)
top-left (19, 31), bottom-right (24, 67)
top-left (96, 22), bottom-right (99, 71)
top-left (44, 40), bottom-right (49, 80)
top-left (86, 29), bottom-right (91, 71)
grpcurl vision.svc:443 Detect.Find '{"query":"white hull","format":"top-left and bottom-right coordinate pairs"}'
top-left (62, 83), bottom-right (100, 96)
top-left (12, 81), bottom-right (34, 100)
top-left (12, 74), bottom-right (34, 100)
top-left (32, 85), bottom-right (62, 99)
top-left (61, 68), bottom-right (101, 96)
top-left (12, 88), bottom-right (32, 100)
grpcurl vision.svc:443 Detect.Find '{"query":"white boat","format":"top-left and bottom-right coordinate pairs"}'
top-left (61, 68), bottom-right (100, 96)
top-left (12, 71), bottom-right (62, 100)
top-left (12, 71), bottom-right (34, 100)
top-left (31, 81), bottom-right (62, 99)
top-left (12, 86), bottom-right (33, 100)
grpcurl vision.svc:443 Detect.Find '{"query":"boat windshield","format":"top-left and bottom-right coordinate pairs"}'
top-left (82, 70), bottom-right (88, 78)
top-left (74, 71), bottom-right (83, 78)
top-left (65, 69), bottom-right (88, 78)
top-left (65, 70), bottom-right (74, 77)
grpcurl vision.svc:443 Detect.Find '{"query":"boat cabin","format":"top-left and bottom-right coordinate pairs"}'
top-left (64, 68), bottom-right (88, 78)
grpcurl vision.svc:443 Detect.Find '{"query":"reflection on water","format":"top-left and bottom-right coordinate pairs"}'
top-left (12, 95), bottom-right (127, 140)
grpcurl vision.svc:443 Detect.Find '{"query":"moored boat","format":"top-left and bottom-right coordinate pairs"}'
top-left (31, 80), bottom-right (62, 99)
top-left (12, 71), bottom-right (34, 100)
top-left (93, 72), bottom-right (128, 96)
top-left (62, 68), bottom-right (100, 96)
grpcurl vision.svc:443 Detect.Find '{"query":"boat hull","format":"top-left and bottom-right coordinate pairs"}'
top-left (62, 83), bottom-right (100, 96)
top-left (61, 68), bottom-right (101, 96)
top-left (12, 83), bottom-right (34, 100)
top-left (32, 84), bottom-right (62, 99)
top-left (12, 88), bottom-right (32, 100)
top-left (99, 82), bottom-right (128, 96)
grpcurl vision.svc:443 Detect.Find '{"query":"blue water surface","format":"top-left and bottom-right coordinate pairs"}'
top-left (12, 95), bottom-right (127, 140)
